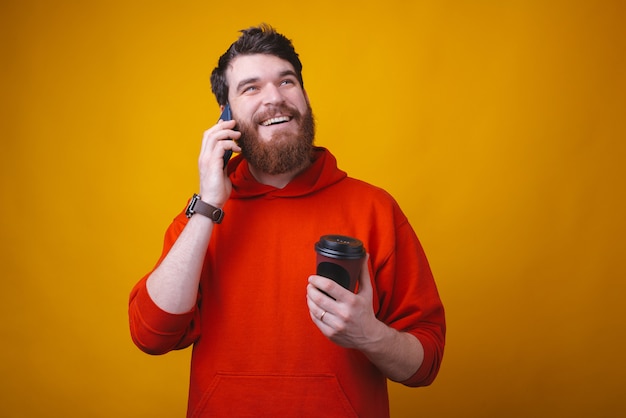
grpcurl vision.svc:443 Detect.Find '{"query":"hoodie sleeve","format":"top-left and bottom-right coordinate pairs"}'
top-left (128, 211), bottom-right (201, 355)
top-left (368, 195), bottom-right (446, 387)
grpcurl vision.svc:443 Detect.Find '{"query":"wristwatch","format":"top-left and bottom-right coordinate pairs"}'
top-left (185, 194), bottom-right (225, 224)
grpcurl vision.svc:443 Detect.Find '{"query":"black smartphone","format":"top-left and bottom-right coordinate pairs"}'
top-left (218, 104), bottom-right (234, 168)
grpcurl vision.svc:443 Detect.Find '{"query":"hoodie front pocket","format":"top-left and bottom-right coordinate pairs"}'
top-left (192, 372), bottom-right (359, 418)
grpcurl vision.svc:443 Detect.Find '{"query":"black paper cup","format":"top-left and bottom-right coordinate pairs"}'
top-left (315, 235), bottom-right (365, 293)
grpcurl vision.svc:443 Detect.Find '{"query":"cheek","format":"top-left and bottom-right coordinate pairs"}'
top-left (295, 95), bottom-right (310, 114)
top-left (230, 101), bottom-right (254, 120)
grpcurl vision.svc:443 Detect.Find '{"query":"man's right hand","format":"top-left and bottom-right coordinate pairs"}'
top-left (197, 119), bottom-right (241, 207)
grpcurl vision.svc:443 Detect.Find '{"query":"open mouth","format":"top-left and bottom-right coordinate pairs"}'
top-left (260, 116), bottom-right (291, 126)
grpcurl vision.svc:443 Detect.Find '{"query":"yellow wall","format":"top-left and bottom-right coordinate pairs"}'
top-left (2, 0), bottom-right (625, 416)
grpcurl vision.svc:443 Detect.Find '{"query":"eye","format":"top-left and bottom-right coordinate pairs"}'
top-left (280, 78), bottom-right (296, 86)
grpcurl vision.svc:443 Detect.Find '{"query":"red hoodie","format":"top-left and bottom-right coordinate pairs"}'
top-left (129, 148), bottom-right (445, 418)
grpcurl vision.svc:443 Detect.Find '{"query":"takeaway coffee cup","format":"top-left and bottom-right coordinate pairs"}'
top-left (315, 235), bottom-right (366, 293)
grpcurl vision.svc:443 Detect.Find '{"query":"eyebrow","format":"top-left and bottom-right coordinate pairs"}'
top-left (235, 70), bottom-right (299, 92)
top-left (236, 77), bottom-right (260, 92)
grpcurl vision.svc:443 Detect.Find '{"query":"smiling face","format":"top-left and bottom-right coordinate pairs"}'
top-left (226, 54), bottom-right (315, 175)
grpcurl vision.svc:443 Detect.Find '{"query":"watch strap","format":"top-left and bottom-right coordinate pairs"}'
top-left (185, 194), bottom-right (225, 223)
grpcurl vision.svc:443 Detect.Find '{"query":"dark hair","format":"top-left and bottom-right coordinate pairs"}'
top-left (210, 23), bottom-right (304, 106)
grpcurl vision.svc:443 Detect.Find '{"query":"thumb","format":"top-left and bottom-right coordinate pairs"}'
top-left (356, 254), bottom-right (373, 298)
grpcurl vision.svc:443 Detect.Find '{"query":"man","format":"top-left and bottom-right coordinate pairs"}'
top-left (129, 24), bottom-right (445, 418)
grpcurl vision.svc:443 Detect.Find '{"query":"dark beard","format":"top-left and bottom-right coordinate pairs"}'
top-left (236, 104), bottom-right (315, 175)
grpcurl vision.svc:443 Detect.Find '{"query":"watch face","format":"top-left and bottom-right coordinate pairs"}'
top-left (185, 194), bottom-right (223, 223)
top-left (185, 194), bottom-right (200, 218)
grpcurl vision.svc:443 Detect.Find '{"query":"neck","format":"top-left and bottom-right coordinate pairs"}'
top-left (248, 160), bottom-right (311, 189)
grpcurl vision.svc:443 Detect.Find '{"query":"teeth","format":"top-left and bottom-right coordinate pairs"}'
top-left (261, 116), bottom-right (290, 126)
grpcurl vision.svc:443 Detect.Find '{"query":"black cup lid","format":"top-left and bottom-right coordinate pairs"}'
top-left (315, 235), bottom-right (365, 260)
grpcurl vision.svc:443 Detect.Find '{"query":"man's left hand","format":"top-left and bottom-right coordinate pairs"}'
top-left (306, 255), bottom-right (385, 350)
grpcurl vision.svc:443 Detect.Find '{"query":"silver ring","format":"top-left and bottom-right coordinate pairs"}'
top-left (320, 311), bottom-right (327, 322)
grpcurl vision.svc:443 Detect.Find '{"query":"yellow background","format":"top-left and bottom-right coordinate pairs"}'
top-left (2, 0), bottom-right (625, 417)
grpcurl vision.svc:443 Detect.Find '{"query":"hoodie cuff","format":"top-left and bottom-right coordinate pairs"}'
top-left (135, 280), bottom-right (196, 334)
top-left (399, 331), bottom-right (443, 387)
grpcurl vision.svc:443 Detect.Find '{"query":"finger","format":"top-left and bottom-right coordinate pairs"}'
top-left (216, 138), bottom-right (241, 159)
top-left (199, 130), bottom-right (240, 171)
top-left (200, 120), bottom-right (239, 152)
top-left (306, 291), bottom-right (330, 324)
top-left (217, 119), bottom-right (238, 128)
top-left (306, 283), bottom-right (329, 310)
top-left (305, 287), bottom-right (318, 310)
top-left (307, 283), bottom-right (340, 320)
top-left (310, 307), bottom-right (334, 330)
top-left (199, 128), bottom-right (211, 155)
top-left (310, 302), bottom-right (329, 323)
top-left (308, 275), bottom-right (343, 301)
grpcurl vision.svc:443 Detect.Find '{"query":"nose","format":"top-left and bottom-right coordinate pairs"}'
top-left (262, 83), bottom-right (285, 106)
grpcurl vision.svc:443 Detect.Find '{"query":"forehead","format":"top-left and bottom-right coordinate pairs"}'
top-left (226, 54), bottom-right (296, 85)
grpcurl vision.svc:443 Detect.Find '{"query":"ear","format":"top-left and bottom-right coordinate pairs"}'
top-left (304, 89), bottom-right (311, 105)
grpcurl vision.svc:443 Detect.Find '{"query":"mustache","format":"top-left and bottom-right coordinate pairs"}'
top-left (253, 104), bottom-right (302, 124)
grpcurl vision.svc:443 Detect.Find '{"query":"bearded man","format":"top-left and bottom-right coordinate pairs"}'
top-left (129, 24), bottom-right (445, 418)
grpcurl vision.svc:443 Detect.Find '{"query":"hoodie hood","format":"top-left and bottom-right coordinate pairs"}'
top-left (228, 147), bottom-right (347, 199)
